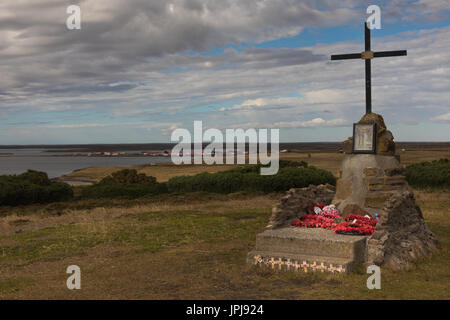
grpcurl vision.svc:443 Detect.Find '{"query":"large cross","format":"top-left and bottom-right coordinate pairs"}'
top-left (331, 23), bottom-right (407, 114)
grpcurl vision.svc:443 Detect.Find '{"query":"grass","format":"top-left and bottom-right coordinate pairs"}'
top-left (0, 189), bottom-right (448, 299)
top-left (59, 163), bottom-right (238, 183)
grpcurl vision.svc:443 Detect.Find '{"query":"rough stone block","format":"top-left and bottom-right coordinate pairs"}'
top-left (365, 192), bottom-right (393, 208)
top-left (384, 176), bottom-right (407, 185)
top-left (342, 138), bottom-right (353, 154)
top-left (363, 167), bottom-right (380, 176)
top-left (384, 167), bottom-right (404, 177)
top-left (336, 179), bottom-right (352, 200)
top-left (365, 176), bottom-right (405, 191)
top-left (377, 130), bottom-right (395, 155)
top-left (342, 204), bottom-right (370, 217)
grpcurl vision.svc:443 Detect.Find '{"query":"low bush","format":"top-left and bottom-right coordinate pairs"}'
top-left (0, 170), bottom-right (73, 206)
top-left (167, 163), bottom-right (335, 194)
top-left (99, 169), bottom-right (157, 185)
top-left (81, 169), bottom-right (167, 199)
top-left (405, 159), bottom-right (450, 189)
top-left (81, 183), bottom-right (168, 199)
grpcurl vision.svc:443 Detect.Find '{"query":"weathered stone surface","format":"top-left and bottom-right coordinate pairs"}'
top-left (364, 192), bottom-right (393, 208)
top-left (384, 176), bottom-right (407, 185)
top-left (342, 137), bottom-right (353, 154)
top-left (335, 179), bottom-right (352, 200)
top-left (333, 154), bottom-right (404, 214)
top-left (265, 184), bottom-right (335, 230)
top-left (365, 176), bottom-right (407, 191)
top-left (377, 130), bottom-right (395, 155)
top-left (363, 167), bottom-right (380, 176)
top-left (366, 191), bottom-right (439, 269)
top-left (365, 177), bottom-right (385, 187)
top-left (385, 167), bottom-right (404, 177)
top-left (342, 204), bottom-right (370, 217)
top-left (248, 228), bottom-right (367, 273)
top-left (359, 113), bottom-right (387, 131)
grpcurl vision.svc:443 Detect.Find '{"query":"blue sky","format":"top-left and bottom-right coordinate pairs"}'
top-left (0, 0), bottom-right (449, 144)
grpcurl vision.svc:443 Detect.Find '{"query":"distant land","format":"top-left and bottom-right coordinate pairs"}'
top-left (0, 142), bottom-right (450, 153)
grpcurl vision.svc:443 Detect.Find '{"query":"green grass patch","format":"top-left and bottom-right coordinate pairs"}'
top-left (114, 208), bottom-right (271, 253)
top-left (0, 277), bottom-right (35, 295)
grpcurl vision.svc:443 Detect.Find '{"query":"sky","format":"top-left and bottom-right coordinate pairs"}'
top-left (0, 0), bottom-right (449, 144)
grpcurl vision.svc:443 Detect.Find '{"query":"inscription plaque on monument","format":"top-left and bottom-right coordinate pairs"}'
top-left (352, 123), bottom-right (377, 154)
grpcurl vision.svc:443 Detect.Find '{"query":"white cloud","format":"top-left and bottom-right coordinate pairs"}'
top-left (0, 1), bottom-right (449, 143)
top-left (274, 118), bottom-right (351, 128)
top-left (430, 113), bottom-right (450, 123)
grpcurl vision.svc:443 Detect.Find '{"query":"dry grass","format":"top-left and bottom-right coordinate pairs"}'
top-left (0, 188), bottom-right (448, 299)
top-left (60, 163), bottom-right (238, 183)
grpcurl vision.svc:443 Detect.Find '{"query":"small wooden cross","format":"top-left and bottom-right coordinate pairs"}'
top-left (274, 258), bottom-right (283, 270)
top-left (285, 259), bottom-right (292, 271)
top-left (320, 262), bottom-right (326, 273)
top-left (269, 257), bottom-right (276, 269)
top-left (329, 264), bottom-right (336, 273)
top-left (331, 23), bottom-right (407, 114)
top-left (302, 261), bottom-right (309, 273)
top-left (253, 255), bottom-right (262, 265)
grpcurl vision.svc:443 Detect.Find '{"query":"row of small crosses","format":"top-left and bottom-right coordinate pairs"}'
top-left (253, 255), bottom-right (346, 273)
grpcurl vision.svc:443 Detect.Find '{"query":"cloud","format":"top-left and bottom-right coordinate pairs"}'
top-left (430, 113), bottom-right (450, 123)
top-left (0, 1), bottom-right (449, 143)
top-left (273, 118), bottom-right (351, 128)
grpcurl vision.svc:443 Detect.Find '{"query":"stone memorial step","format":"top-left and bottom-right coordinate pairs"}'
top-left (247, 227), bottom-right (368, 273)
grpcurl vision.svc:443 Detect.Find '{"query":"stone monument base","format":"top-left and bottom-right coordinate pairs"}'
top-left (248, 182), bottom-right (438, 272)
top-left (247, 228), bottom-right (366, 273)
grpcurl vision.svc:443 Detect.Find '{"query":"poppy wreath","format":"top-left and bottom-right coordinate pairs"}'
top-left (291, 206), bottom-right (378, 236)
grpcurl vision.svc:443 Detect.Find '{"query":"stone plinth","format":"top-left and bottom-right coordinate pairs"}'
top-left (247, 227), bottom-right (367, 273)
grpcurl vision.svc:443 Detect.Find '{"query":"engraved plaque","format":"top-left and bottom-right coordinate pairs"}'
top-left (352, 123), bottom-right (377, 154)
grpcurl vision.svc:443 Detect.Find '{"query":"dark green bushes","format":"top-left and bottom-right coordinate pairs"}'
top-left (405, 159), bottom-right (450, 189)
top-left (99, 169), bottom-right (157, 185)
top-left (81, 183), bottom-right (168, 199)
top-left (167, 164), bottom-right (336, 194)
top-left (0, 170), bottom-right (73, 206)
top-left (81, 169), bottom-right (167, 199)
top-left (81, 162), bottom-right (335, 199)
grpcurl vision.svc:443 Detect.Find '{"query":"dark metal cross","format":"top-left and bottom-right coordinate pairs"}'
top-left (331, 22), bottom-right (407, 114)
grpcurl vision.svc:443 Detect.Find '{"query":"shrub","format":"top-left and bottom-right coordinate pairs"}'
top-left (17, 170), bottom-right (52, 185)
top-left (0, 170), bottom-right (73, 206)
top-left (81, 183), bottom-right (168, 199)
top-left (167, 164), bottom-right (335, 194)
top-left (81, 169), bottom-right (167, 199)
top-left (405, 159), bottom-right (450, 189)
top-left (99, 169), bottom-right (157, 185)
